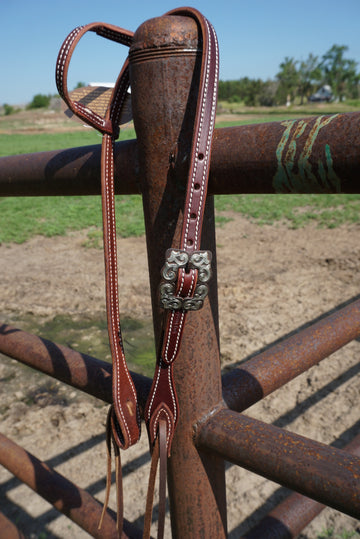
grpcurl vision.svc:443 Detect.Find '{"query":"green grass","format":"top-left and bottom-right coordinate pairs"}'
top-left (317, 528), bottom-right (360, 539)
top-left (2, 192), bottom-right (359, 246)
top-left (0, 125), bottom-right (142, 244)
top-left (215, 193), bottom-right (360, 229)
top-left (0, 194), bottom-right (144, 244)
top-left (0, 126), bottom-right (136, 157)
top-left (1, 117), bottom-right (359, 245)
top-left (217, 99), bottom-right (360, 116)
top-left (216, 115), bottom-right (315, 128)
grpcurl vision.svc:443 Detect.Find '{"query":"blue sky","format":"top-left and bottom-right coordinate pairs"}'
top-left (1, 0), bottom-right (360, 105)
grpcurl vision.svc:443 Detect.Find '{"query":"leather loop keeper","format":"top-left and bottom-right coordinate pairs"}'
top-left (149, 403), bottom-right (174, 457)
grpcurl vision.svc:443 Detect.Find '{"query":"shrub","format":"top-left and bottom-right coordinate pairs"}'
top-left (27, 94), bottom-right (51, 109)
top-left (3, 103), bottom-right (15, 115)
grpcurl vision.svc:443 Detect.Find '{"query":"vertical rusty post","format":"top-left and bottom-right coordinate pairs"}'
top-left (129, 14), bottom-right (227, 538)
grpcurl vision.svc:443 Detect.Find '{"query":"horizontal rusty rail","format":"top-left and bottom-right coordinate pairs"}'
top-left (1, 294), bottom-right (359, 421)
top-left (0, 433), bottom-right (142, 539)
top-left (196, 409), bottom-right (360, 519)
top-left (242, 431), bottom-right (360, 538)
top-left (0, 324), bottom-right (151, 415)
top-left (0, 139), bottom-right (139, 196)
top-left (1, 112), bottom-right (360, 196)
top-left (222, 296), bottom-right (360, 412)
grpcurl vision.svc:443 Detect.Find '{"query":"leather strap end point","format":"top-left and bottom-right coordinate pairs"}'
top-left (147, 403), bottom-right (174, 458)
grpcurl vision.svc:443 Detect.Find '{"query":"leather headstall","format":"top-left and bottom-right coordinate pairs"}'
top-left (56, 7), bottom-right (218, 538)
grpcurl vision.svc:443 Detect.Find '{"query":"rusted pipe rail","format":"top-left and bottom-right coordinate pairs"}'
top-left (196, 409), bottom-right (360, 519)
top-left (0, 112), bottom-right (360, 196)
top-left (1, 296), bottom-right (359, 420)
top-left (242, 431), bottom-right (360, 538)
top-left (0, 324), bottom-right (151, 415)
top-left (0, 433), bottom-right (143, 538)
top-left (0, 139), bottom-right (139, 197)
top-left (222, 296), bottom-right (360, 412)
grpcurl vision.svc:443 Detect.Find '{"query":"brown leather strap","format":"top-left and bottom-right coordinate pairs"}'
top-left (143, 418), bottom-right (167, 539)
top-left (144, 7), bottom-right (219, 455)
top-left (99, 407), bottom-right (124, 533)
top-left (56, 9), bottom-right (219, 538)
top-left (142, 11), bottom-right (219, 537)
top-left (56, 23), bottom-right (133, 135)
top-left (56, 22), bottom-right (141, 451)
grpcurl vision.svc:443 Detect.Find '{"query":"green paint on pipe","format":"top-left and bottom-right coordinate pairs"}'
top-left (273, 115), bottom-right (341, 193)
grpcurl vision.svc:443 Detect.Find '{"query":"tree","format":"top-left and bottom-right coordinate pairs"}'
top-left (27, 94), bottom-right (51, 109)
top-left (3, 103), bottom-right (15, 115)
top-left (240, 78), bottom-right (264, 106)
top-left (320, 45), bottom-right (358, 101)
top-left (298, 53), bottom-right (322, 104)
top-left (258, 80), bottom-right (278, 107)
top-left (276, 57), bottom-right (299, 105)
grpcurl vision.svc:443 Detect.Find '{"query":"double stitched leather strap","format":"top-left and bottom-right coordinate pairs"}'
top-left (56, 22), bottom-right (140, 535)
top-left (56, 22), bottom-right (140, 452)
top-left (56, 8), bottom-right (218, 538)
top-left (144, 7), bottom-right (219, 454)
top-left (142, 10), bottom-right (219, 537)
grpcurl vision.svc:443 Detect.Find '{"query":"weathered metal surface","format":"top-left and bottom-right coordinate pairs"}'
top-left (242, 431), bottom-right (360, 538)
top-left (196, 409), bottom-right (360, 519)
top-left (0, 511), bottom-right (26, 539)
top-left (0, 433), bottom-right (143, 538)
top-left (130, 14), bottom-right (227, 538)
top-left (210, 112), bottom-right (360, 194)
top-left (1, 112), bottom-right (359, 196)
top-left (0, 324), bottom-right (151, 415)
top-left (222, 297), bottom-right (360, 412)
top-left (0, 139), bottom-right (139, 196)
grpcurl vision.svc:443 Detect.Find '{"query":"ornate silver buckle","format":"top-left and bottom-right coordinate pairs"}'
top-left (160, 249), bottom-right (212, 311)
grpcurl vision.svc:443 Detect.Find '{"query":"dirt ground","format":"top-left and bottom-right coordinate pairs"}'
top-left (0, 213), bottom-right (359, 538)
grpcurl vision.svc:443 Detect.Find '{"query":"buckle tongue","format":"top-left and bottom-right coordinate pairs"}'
top-left (160, 249), bottom-right (212, 311)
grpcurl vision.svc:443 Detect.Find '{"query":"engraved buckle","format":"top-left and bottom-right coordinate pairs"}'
top-left (160, 249), bottom-right (212, 311)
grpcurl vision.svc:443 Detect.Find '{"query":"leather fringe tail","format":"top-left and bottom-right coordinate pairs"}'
top-left (99, 407), bottom-right (124, 535)
top-left (143, 419), bottom-right (168, 539)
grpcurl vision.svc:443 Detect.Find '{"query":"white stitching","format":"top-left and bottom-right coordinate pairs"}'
top-left (168, 363), bottom-right (177, 423)
top-left (56, 27), bottom-right (83, 98)
top-left (183, 18), bottom-right (214, 249)
top-left (163, 311), bottom-right (185, 363)
top-left (163, 269), bottom-right (196, 362)
top-left (104, 135), bottom-right (138, 445)
top-left (111, 65), bottom-right (130, 128)
top-left (152, 407), bottom-right (172, 449)
top-left (147, 361), bottom-right (162, 421)
top-left (194, 20), bottom-right (219, 247)
top-left (56, 24), bottom-right (132, 132)
top-left (74, 103), bottom-right (106, 128)
top-left (104, 136), bottom-right (131, 444)
top-left (57, 23), bottom-right (138, 445)
top-left (97, 26), bottom-right (133, 46)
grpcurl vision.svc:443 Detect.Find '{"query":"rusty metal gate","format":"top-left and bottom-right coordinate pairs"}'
top-left (0, 13), bottom-right (360, 538)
